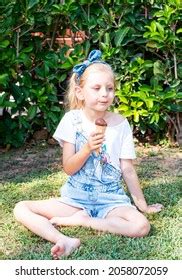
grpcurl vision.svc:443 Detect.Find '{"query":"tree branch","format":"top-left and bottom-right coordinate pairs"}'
top-left (16, 28), bottom-right (20, 57)
top-left (50, 17), bottom-right (60, 50)
top-left (173, 51), bottom-right (178, 79)
top-left (166, 113), bottom-right (180, 135)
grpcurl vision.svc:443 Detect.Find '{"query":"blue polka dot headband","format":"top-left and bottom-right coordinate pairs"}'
top-left (73, 49), bottom-right (106, 82)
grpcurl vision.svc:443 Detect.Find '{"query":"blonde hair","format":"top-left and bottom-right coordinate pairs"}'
top-left (66, 62), bottom-right (115, 109)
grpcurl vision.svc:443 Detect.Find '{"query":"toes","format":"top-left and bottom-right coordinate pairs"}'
top-left (52, 223), bottom-right (59, 229)
top-left (52, 254), bottom-right (59, 260)
top-left (51, 238), bottom-right (81, 259)
top-left (50, 218), bottom-right (60, 228)
top-left (51, 244), bottom-right (65, 259)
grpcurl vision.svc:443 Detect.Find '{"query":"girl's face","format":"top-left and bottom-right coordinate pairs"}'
top-left (76, 69), bottom-right (115, 113)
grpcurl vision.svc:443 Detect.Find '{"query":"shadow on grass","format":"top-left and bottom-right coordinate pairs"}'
top-left (0, 144), bottom-right (61, 184)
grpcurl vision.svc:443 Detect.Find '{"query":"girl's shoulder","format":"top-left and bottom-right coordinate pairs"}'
top-left (63, 109), bottom-right (81, 120)
top-left (105, 111), bottom-right (127, 127)
top-left (64, 109), bottom-right (80, 116)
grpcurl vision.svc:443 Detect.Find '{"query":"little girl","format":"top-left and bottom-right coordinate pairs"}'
top-left (14, 50), bottom-right (163, 259)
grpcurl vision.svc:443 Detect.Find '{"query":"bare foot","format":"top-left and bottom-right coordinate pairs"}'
top-left (51, 237), bottom-right (80, 259)
top-left (50, 210), bottom-right (90, 227)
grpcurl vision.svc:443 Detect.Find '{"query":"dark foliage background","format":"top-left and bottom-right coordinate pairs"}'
top-left (0, 0), bottom-right (181, 147)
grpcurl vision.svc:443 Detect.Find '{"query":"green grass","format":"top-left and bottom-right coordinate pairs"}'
top-left (0, 143), bottom-right (181, 260)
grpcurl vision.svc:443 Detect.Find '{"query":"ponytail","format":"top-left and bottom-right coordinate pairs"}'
top-left (66, 73), bottom-right (84, 109)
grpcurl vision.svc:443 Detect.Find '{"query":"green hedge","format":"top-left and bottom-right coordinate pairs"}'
top-left (0, 0), bottom-right (181, 147)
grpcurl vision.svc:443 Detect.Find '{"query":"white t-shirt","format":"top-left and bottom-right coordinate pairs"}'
top-left (53, 109), bottom-right (136, 171)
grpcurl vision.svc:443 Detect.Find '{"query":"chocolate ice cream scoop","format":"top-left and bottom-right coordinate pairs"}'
top-left (95, 118), bottom-right (107, 127)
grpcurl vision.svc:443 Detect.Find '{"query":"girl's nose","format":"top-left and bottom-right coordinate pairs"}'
top-left (101, 87), bottom-right (108, 97)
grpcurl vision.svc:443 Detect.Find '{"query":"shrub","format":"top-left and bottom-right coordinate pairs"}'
top-left (0, 0), bottom-right (181, 147)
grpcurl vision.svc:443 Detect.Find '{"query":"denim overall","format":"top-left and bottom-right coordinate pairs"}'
top-left (60, 111), bottom-right (133, 218)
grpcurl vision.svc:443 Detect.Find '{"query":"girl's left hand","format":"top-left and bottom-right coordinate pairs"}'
top-left (145, 203), bottom-right (164, 214)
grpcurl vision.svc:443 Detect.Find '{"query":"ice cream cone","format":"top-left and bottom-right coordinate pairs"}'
top-left (95, 118), bottom-right (107, 155)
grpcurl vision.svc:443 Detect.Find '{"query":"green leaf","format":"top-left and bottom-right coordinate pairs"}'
top-left (146, 41), bottom-right (157, 48)
top-left (132, 92), bottom-right (147, 100)
top-left (165, 104), bottom-right (182, 112)
top-left (150, 35), bottom-right (165, 43)
top-left (21, 46), bottom-right (33, 53)
top-left (114, 27), bottom-right (130, 46)
top-left (150, 114), bottom-right (155, 124)
top-left (0, 40), bottom-right (10, 48)
top-left (47, 112), bottom-right (58, 123)
top-left (59, 74), bottom-right (67, 83)
top-left (67, 56), bottom-right (74, 65)
top-left (52, 4), bottom-right (63, 13)
top-left (28, 0), bottom-right (39, 10)
top-left (0, 74), bottom-right (9, 86)
top-left (143, 60), bottom-right (153, 68)
top-left (28, 105), bottom-right (37, 120)
top-left (131, 101), bottom-right (137, 108)
top-left (3, 101), bottom-right (16, 108)
top-left (154, 11), bottom-right (164, 18)
top-left (136, 101), bottom-right (144, 108)
top-left (170, 80), bottom-right (180, 88)
top-left (176, 28), bottom-right (182, 34)
top-left (163, 91), bottom-right (176, 100)
top-left (44, 63), bottom-right (50, 76)
top-left (140, 109), bottom-right (149, 117)
top-left (122, 110), bottom-right (132, 117)
top-left (133, 111), bottom-right (139, 122)
top-left (153, 61), bottom-right (164, 76)
top-left (0, 92), bottom-right (6, 106)
top-left (176, 92), bottom-right (182, 99)
top-left (118, 104), bottom-right (129, 111)
top-left (145, 99), bottom-right (154, 109)
top-left (139, 85), bottom-right (151, 92)
top-left (50, 106), bottom-right (61, 112)
top-left (59, 61), bottom-right (72, 70)
top-left (126, 14), bottom-right (135, 25)
top-left (118, 96), bottom-right (128, 104)
top-left (156, 22), bottom-right (164, 37)
top-left (154, 113), bottom-right (160, 123)
top-left (104, 32), bottom-right (110, 45)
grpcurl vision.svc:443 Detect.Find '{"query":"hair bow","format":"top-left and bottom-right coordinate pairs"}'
top-left (73, 50), bottom-right (102, 80)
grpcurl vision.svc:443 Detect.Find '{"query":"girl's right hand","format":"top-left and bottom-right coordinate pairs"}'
top-left (86, 131), bottom-right (105, 153)
top-left (145, 203), bottom-right (164, 214)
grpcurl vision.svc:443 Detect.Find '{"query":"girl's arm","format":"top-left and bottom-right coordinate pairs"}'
top-left (63, 131), bottom-right (104, 175)
top-left (120, 159), bottom-right (163, 213)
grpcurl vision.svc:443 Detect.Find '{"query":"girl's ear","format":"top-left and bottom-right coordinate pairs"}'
top-left (75, 86), bottom-right (85, 101)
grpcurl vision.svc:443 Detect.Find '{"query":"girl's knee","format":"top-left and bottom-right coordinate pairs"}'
top-left (13, 201), bottom-right (29, 220)
top-left (134, 218), bottom-right (150, 237)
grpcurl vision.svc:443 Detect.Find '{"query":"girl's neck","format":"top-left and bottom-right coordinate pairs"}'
top-left (82, 108), bottom-right (107, 123)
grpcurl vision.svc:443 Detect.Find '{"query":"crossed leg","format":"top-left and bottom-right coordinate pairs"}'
top-left (13, 198), bottom-right (82, 259)
top-left (50, 206), bottom-right (150, 237)
top-left (14, 199), bottom-right (150, 259)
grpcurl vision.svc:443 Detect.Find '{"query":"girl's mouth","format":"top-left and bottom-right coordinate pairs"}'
top-left (98, 101), bottom-right (108, 105)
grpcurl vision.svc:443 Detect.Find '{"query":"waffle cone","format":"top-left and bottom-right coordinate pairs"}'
top-left (95, 125), bottom-right (107, 155)
top-left (95, 125), bottom-right (107, 134)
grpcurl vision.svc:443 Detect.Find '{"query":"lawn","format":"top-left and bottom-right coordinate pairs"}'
top-left (0, 142), bottom-right (181, 260)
